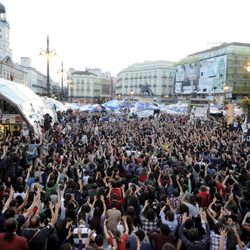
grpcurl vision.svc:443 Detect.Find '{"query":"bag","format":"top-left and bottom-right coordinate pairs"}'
top-left (28, 229), bottom-right (40, 244)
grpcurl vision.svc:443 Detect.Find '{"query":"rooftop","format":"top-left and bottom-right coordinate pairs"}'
top-left (72, 71), bottom-right (97, 76)
top-left (188, 42), bottom-right (250, 56)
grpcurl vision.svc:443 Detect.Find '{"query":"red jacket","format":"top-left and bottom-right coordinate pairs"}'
top-left (197, 191), bottom-right (212, 207)
top-left (0, 233), bottom-right (28, 250)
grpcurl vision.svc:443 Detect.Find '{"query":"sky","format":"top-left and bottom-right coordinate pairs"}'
top-left (2, 0), bottom-right (250, 82)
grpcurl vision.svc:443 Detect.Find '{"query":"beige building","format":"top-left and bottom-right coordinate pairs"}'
top-left (0, 3), bottom-right (27, 84)
top-left (67, 68), bottom-right (112, 103)
top-left (116, 61), bottom-right (175, 101)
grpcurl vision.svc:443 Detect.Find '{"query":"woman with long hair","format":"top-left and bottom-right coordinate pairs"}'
top-left (0, 218), bottom-right (28, 250)
top-left (88, 195), bottom-right (107, 234)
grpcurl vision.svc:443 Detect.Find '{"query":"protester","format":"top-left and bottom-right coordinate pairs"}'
top-left (0, 110), bottom-right (249, 250)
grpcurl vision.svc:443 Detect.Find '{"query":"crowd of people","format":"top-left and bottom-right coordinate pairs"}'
top-left (0, 110), bottom-right (249, 250)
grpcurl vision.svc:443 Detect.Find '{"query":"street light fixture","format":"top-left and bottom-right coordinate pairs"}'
top-left (58, 61), bottom-right (67, 101)
top-left (67, 79), bottom-right (74, 101)
top-left (130, 91), bottom-right (134, 102)
top-left (39, 36), bottom-right (56, 97)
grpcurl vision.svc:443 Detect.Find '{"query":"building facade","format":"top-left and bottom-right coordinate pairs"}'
top-left (0, 3), bottom-right (59, 97)
top-left (116, 61), bottom-right (175, 101)
top-left (0, 3), bottom-right (27, 84)
top-left (174, 42), bottom-right (250, 102)
top-left (19, 57), bottom-right (60, 97)
top-left (67, 68), bottom-right (112, 103)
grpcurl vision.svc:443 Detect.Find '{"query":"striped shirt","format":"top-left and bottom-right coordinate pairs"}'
top-left (73, 225), bottom-right (95, 249)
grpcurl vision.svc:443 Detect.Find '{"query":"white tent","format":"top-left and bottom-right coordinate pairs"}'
top-left (0, 79), bottom-right (57, 135)
top-left (43, 97), bottom-right (67, 112)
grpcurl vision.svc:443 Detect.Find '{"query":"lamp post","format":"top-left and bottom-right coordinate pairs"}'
top-left (58, 61), bottom-right (67, 101)
top-left (40, 36), bottom-right (56, 97)
top-left (164, 94), bottom-right (169, 104)
top-left (223, 84), bottom-right (231, 105)
top-left (130, 91), bottom-right (134, 102)
top-left (67, 79), bottom-right (74, 101)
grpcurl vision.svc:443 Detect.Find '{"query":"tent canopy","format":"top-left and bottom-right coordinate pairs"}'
top-left (0, 79), bottom-right (58, 135)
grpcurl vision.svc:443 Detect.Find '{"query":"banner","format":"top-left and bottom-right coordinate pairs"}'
top-left (175, 62), bottom-right (200, 94)
top-left (198, 55), bottom-right (227, 92)
top-left (226, 104), bottom-right (234, 125)
top-left (175, 55), bottom-right (227, 94)
top-left (242, 106), bottom-right (250, 146)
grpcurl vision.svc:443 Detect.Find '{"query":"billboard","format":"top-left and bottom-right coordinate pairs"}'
top-left (198, 55), bottom-right (227, 93)
top-left (175, 63), bottom-right (200, 93)
top-left (175, 55), bottom-right (227, 94)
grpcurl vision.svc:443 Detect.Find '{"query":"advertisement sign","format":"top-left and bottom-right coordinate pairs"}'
top-left (175, 63), bottom-right (200, 93)
top-left (175, 55), bottom-right (227, 94)
top-left (199, 55), bottom-right (227, 92)
top-left (226, 104), bottom-right (234, 125)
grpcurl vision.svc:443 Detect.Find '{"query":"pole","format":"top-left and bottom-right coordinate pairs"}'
top-left (61, 61), bottom-right (64, 100)
top-left (243, 105), bottom-right (250, 146)
top-left (46, 36), bottom-right (50, 97)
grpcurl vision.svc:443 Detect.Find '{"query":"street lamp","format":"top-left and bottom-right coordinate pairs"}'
top-left (223, 84), bottom-right (232, 103)
top-left (164, 94), bottom-right (169, 102)
top-left (39, 36), bottom-right (56, 97)
top-left (58, 61), bottom-right (67, 101)
top-left (130, 91), bottom-right (134, 102)
top-left (67, 79), bottom-right (74, 101)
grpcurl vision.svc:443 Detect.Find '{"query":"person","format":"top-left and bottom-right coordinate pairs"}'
top-left (149, 224), bottom-right (175, 250)
top-left (159, 204), bottom-right (178, 235)
top-left (0, 218), bottom-right (28, 250)
top-left (12, 126), bottom-right (20, 137)
top-left (73, 218), bottom-right (95, 249)
top-left (210, 223), bottom-right (227, 250)
top-left (22, 201), bottom-right (60, 250)
top-left (140, 200), bottom-right (158, 234)
top-left (0, 105), bottom-right (249, 250)
top-left (129, 229), bottom-right (153, 250)
top-left (178, 211), bottom-right (210, 250)
top-left (20, 126), bottom-right (29, 138)
top-left (106, 200), bottom-right (121, 232)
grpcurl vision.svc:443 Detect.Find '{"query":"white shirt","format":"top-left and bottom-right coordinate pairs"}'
top-left (21, 129), bottom-right (29, 137)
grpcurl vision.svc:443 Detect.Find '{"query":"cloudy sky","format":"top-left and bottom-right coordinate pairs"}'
top-left (2, 0), bottom-right (250, 81)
